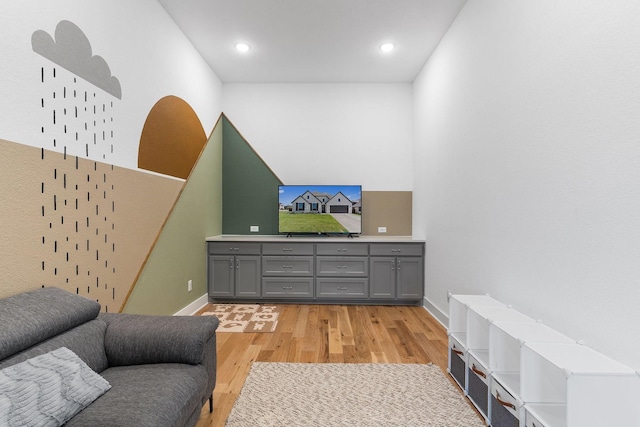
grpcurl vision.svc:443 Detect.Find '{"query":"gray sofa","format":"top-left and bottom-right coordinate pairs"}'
top-left (0, 287), bottom-right (219, 427)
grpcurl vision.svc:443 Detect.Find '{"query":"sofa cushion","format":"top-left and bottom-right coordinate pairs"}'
top-left (0, 319), bottom-right (109, 374)
top-left (102, 313), bottom-right (218, 366)
top-left (66, 363), bottom-right (208, 427)
top-left (0, 287), bottom-right (101, 360)
top-left (0, 347), bottom-right (111, 427)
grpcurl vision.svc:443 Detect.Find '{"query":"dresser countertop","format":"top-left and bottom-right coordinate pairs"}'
top-left (206, 235), bottom-right (425, 243)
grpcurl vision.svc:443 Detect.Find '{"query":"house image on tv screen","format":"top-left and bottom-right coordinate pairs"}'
top-left (291, 190), bottom-right (355, 214)
top-left (278, 185), bottom-right (362, 234)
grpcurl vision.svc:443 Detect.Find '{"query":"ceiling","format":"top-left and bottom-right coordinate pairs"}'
top-left (158, 0), bottom-right (467, 83)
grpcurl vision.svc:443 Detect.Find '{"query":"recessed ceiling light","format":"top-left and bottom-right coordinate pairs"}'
top-left (380, 43), bottom-right (395, 53)
top-left (235, 43), bottom-right (251, 53)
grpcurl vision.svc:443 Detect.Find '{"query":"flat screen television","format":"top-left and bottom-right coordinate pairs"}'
top-left (278, 185), bottom-right (362, 236)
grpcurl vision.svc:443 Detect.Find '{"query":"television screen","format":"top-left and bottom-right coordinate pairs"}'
top-left (278, 185), bottom-right (362, 235)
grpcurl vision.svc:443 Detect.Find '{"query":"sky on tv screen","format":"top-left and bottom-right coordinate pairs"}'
top-left (278, 185), bottom-right (361, 205)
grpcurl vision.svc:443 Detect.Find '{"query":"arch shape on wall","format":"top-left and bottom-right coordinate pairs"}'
top-left (138, 96), bottom-right (206, 179)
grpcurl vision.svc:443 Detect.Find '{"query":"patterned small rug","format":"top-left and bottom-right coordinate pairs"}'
top-left (200, 304), bottom-right (280, 333)
top-left (226, 362), bottom-right (484, 427)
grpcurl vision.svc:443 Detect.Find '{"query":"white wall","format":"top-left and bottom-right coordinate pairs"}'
top-left (414, 0), bottom-right (640, 369)
top-left (0, 0), bottom-right (222, 170)
top-left (222, 83), bottom-right (413, 191)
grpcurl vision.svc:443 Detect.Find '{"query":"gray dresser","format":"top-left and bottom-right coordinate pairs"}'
top-left (207, 236), bottom-right (425, 305)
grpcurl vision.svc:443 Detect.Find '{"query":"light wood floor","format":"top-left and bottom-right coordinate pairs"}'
top-left (194, 304), bottom-right (457, 427)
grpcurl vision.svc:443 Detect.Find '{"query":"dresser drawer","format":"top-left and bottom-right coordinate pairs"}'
top-left (369, 243), bottom-right (423, 257)
top-left (262, 256), bottom-right (314, 276)
top-left (316, 257), bottom-right (368, 277)
top-left (316, 278), bottom-right (368, 298)
top-left (262, 278), bottom-right (313, 298)
top-left (315, 243), bottom-right (368, 256)
top-left (208, 242), bottom-right (261, 255)
top-left (262, 242), bottom-right (314, 255)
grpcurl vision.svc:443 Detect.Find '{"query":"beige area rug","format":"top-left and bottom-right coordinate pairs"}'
top-left (200, 304), bottom-right (280, 333)
top-left (225, 362), bottom-right (484, 427)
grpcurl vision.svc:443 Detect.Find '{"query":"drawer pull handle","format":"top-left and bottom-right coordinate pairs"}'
top-left (282, 265), bottom-right (294, 268)
top-left (337, 248), bottom-right (347, 252)
top-left (391, 249), bottom-right (401, 253)
top-left (337, 265), bottom-right (348, 269)
top-left (495, 391), bottom-right (516, 411)
top-left (230, 247), bottom-right (240, 251)
top-left (282, 248), bottom-right (293, 252)
top-left (282, 286), bottom-right (293, 290)
top-left (452, 348), bottom-right (463, 356)
top-left (471, 364), bottom-right (486, 379)
top-left (337, 287), bottom-right (348, 291)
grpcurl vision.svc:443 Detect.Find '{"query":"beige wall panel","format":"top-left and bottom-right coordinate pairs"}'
top-left (362, 191), bottom-right (412, 236)
top-left (0, 139), bottom-right (183, 311)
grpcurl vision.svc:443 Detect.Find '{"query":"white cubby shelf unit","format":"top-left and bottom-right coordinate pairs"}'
top-left (447, 293), bottom-right (640, 427)
top-left (467, 304), bottom-right (535, 422)
top-left (521, 342), bottom-right (640, 427)
top-left (447, 294), bottom-right (505, 392)
top-left (489, 321), bottom-right (576, 427)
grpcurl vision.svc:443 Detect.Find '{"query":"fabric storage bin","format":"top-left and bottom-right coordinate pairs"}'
top-left (448, 335), bottom-right (466, 390)
top-left (467, 353), bottom-right (489, 418)
top-left (490, 377), bottom-right (521, 427)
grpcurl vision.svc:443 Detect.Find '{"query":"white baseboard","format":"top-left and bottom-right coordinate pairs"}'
top-left (174, 293), bottom-right (209, 316)
top-left (422, 296), bottom-right (448, 329)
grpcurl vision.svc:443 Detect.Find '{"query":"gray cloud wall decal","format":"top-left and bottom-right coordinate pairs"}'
top-left (32, 20), bottom-right (122, 99)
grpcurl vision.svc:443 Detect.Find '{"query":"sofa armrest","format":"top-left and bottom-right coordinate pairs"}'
top-left (100, 313), bottom-right (219, 367)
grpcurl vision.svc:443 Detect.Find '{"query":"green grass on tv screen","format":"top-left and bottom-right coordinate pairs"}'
top-left (279, 211), bottom-right (348, 233)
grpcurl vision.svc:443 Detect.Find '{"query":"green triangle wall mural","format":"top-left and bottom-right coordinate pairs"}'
top-left (122, 116), bottom-right (223, 314)
top-left (122, 114), bottom-right (281, 314)
top-left (222, 115), bottom-right (282, 235)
